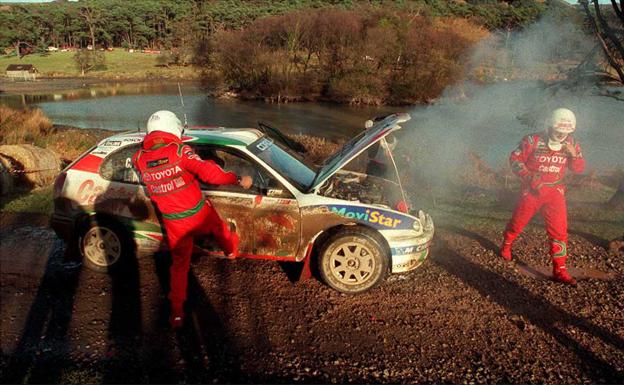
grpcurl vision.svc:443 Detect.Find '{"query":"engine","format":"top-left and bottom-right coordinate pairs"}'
top-left (318, 171), bottom-right (404, 208)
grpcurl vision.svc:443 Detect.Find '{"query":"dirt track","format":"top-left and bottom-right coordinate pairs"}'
top-left (1, 213), bottom-right (623, 384)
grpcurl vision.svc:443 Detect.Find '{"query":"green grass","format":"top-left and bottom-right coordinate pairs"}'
top-left (0, 186), bottom-right (54, 214)
top-left (0, 50), bottom-right (198, 79)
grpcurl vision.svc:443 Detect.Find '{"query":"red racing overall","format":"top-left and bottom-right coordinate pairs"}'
top-left (133, 131), bottom-right (239, 313)
top-left (503, 133), bottom-right (585, 272)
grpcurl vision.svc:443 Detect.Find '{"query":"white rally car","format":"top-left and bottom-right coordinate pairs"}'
top-left (51, 113), bottom-right (434, 293)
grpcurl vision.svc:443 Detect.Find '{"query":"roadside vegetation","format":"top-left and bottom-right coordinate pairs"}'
top-left (204, 10), bottom-right (489, 104)
top-left (0, 105), bottom-right (111, 161)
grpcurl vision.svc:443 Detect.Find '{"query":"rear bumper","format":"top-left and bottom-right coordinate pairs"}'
top-left (50, 213), bottom-right (77, 242)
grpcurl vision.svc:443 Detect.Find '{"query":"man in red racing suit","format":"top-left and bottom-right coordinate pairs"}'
top-left (501, 108), bottom-right (585, 286)
top-left (133, 110), bottom-right (252, 327)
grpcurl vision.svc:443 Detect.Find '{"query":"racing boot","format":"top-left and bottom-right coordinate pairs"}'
top-left (500, 240), bottom-right (513, 262)
top-left (169, 303), bottom-right (185, 329)
top-left (552, 258), bottom-right (577, 286)
top-left (224, 231), bottom-right (240, 260)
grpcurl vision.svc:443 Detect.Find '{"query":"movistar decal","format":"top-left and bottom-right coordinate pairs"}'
top-left (327, 205), bottom-right (412, 230)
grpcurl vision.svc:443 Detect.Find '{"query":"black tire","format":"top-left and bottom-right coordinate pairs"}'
top-left (79, 216), bottom-right (133, 273)
top-left (318, 228), bottom-right (389, 294)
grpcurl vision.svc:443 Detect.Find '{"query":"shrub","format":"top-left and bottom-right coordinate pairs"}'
top-left (0, 105), bottom-right (53, 145)
top-left (73, 49), bottom-right (106, 75)
top-left (209, 8), bottom-right (487, 105)
top-left (156, 51), bottom-right (173, 67)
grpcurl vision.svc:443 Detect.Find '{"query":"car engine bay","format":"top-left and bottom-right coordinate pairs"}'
top-left (318, 171), bottom-right (403, 208)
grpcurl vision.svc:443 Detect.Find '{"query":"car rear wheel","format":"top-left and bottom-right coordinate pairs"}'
top-left (318, 228), bottom-right (388, 294)
top-left (79, 217), bottom-right (131, 273)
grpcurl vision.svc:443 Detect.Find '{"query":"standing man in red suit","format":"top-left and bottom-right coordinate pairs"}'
top-left (133, 110), bottom-right (252, 328)
top-left (500, 108), bottom-right (585, 286)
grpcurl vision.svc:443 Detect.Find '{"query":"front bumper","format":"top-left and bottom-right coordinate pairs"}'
top-left (385, 226), bottom-right (434, 273)
top-left (390, 241), bottom-right (431, 273)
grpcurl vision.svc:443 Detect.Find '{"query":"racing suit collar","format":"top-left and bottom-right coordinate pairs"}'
top-left (143, 131), bottom-right (181, 150)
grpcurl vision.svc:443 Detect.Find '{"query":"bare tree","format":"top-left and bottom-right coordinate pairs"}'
top-left (576, 0), bottom-right (624, 214)
top-left (579, 0), bottom-right (624, 83)
top-left (79, 4), bottom-right (101, 48)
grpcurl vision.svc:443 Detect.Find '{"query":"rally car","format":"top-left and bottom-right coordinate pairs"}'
top-left (51, 113), bottom-right (434, 294)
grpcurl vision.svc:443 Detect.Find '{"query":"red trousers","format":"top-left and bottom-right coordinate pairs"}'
top-left (503, 187), bottom-right (568, 259)
top-left (163, 202), bottom-right (238, 309)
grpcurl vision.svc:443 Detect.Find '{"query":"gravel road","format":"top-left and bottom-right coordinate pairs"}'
top-left (1, 214), bottom-right (623, 384)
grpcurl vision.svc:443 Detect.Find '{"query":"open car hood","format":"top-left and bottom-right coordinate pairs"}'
top-left (309, 113), bottom-right (411, 191)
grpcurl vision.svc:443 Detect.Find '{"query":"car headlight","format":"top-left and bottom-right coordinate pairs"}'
top-left (412, 219), bottom-right (422, 232)
top-left (425, 213), bottom-right (434, 231)
top-left (418, 210), bottom-right (426, 225)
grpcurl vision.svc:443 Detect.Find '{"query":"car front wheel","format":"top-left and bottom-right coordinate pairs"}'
top-left (318, 228), bottom-right (388, 294)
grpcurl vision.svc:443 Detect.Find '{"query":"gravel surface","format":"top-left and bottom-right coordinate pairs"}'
top-left (1, 216), bottom-right (623, 384)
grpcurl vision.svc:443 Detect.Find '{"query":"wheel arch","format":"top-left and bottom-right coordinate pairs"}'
top-left (77, 212), bottom-right (133, 236)
top-left (310, 223), bottom-right (391, 262)
top-left (76, 212), bottom-right (138, 254)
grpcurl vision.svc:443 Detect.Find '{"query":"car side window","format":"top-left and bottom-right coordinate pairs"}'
top-left (191, 145), bottom-right (293, 198)
top-left (99, 144), bottom-right (141, 184)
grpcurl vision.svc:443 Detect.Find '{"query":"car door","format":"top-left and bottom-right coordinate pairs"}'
top-left (252, 178), bottom-right (300, 259)
top-left (191, 144), bottom-right (301, 259)
top-left (192, 145), bottom-right (256, 255)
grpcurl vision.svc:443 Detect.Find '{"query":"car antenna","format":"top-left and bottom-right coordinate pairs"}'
top-left (178, 82), bottom-right (188, 129)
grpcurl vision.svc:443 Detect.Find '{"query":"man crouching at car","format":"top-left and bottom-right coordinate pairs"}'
top-left (133, 110), bottom-right (253, 329)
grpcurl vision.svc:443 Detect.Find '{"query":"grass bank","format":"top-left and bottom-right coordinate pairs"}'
top-left (0, 50), bottom-right (197, 79)
top-left (0, 105), bottom-right (112, 161)
top-left (0, 186), bottom-right (53, 215)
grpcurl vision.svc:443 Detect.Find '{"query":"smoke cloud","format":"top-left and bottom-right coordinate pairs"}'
top-left (401, 10), bottom-right (624, 190)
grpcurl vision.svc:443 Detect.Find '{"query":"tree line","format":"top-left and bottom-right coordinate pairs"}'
top-left (1, 0), bottom-right (549, 105)
top-left (0, 0), bottom-right (545, 54)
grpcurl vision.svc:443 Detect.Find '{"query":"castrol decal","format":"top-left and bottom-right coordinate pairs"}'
top-left (75, 179), bottom-right (137, 205)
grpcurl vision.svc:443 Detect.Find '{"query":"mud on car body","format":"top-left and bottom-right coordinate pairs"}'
top-left (51, 113), bottom-right (434, 294)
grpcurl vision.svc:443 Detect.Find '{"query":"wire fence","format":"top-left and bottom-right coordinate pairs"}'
top-left (0, 168), bottom-right (59, 174)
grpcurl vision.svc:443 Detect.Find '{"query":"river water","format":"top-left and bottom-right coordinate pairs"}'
top-left (1, 81), bottom-right (622, 170)
top-left (0, 82), bottom-right (393, 140)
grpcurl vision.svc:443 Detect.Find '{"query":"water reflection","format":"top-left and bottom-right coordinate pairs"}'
top-left (0, 82), bottom-right (394, 140)
top-left (0, 82), bottom-right (200, 109)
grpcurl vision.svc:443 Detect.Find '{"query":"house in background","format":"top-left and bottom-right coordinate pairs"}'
top-left (5, 64), bottom-right (38, 81)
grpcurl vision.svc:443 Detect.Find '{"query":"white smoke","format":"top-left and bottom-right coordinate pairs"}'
top-left (402, 10), bottom-right (624, 189)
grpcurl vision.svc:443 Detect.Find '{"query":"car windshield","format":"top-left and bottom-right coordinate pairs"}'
top-left (248, 137), bottom-right (318, 191)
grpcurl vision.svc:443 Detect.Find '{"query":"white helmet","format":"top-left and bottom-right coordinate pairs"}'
top-left (549, 108), bottom-right (576, 134)
top-left (146, 110), bottom-right (183, 138)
